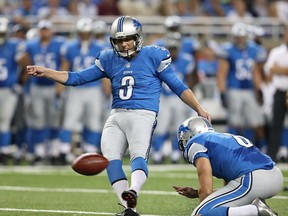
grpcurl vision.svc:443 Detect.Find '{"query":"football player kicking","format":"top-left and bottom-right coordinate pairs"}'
top-left (27, 16), bottom-right (210, 216)
top-left (27, 16), bottom-right (210, 215)
top-left (174, 116), bottom-right (283, 216)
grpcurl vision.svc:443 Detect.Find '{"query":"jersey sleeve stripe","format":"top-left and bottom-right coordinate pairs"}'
top-left (157, 57), bottom-right (171, 73)
top-left (95, 59), bottom-right (104, 72)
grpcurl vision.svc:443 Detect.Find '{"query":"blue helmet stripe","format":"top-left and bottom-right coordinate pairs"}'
top-left (203, 117), bottom-right (212, 128)
top-left (118, 16), bottom-right (124, 32)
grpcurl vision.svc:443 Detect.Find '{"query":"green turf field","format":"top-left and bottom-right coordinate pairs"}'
top-left (0, 164), bottom-right (287, 216)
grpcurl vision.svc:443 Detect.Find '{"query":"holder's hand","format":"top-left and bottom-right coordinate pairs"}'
top-left (173, 186), bottom-right (199, 199)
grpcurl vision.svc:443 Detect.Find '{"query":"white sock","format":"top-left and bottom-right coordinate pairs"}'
top-left (228, 205), bottom-right (258, 216)
top-left (35, 143), bottom-right (46, 158)
top-left (83, 143), bottom-right (98, 153)
top-left (60, 142), bottom-right (71, 154)
top-left (49, 139), bottom-right (60, 157)
top-left (130, 170), bottom-right (147, 195)
top-left (112, 179), bottom-right (129, 207)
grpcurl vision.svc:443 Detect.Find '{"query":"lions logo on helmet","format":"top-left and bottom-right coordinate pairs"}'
top-left (76, 18), bottom-right (93, 33)
top-left (110, 16), bottom-right (143, 58)
top-left (177, 116), bottom-right (214, 151)
top-left (231, 22), bottom-right (248, 37)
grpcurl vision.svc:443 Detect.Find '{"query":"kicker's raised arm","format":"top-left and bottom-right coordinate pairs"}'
top-left (27, 65), bottom-right (69, 84)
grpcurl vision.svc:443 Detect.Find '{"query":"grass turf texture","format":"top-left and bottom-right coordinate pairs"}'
top-left (0, 164), bottom-right (287, 216)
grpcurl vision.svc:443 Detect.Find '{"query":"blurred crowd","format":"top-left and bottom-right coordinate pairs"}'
top-left (0, 0), bottom-right (287, 23)
top-left (0, 0), bottom-right (288, 166)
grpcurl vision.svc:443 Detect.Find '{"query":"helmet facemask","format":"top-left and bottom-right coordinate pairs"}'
top-left (177, 124), bottom-right (193, 151)
top-left (110, 34), bottom-right (142, 58)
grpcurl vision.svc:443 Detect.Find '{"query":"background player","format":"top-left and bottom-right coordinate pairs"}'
top-left (217, 22), bottom-right (265, 143)
top-left (174, 116), bottom-right (283, 216)
top-left (264, 25), bottom-right (288, 162)
top-left (26, 16), bottom-right (210, 216)
top-left (0, 18), bottom-right (23, 164)
top-left (58, 18), bottom-right (105, 164)
top-left (92, 20), bottom-right (110, 49)
top-left (154, 15), bottom-right (201, 89)
top-left (92, 19), bottom-right (112, 124)
top-left (152, 31), bottom-right (195, 164)
top-left (160, 15), bottom-right (201, 59)
top-left (19, 19), bottom-right (65, 164)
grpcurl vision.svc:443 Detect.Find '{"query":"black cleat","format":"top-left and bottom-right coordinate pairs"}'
top-left (115, 208), bottom-right (139, 216)
top-left (0, 153), bottom-right (9, 165)
top-left (115, 203), bottom-right (139, 216)
top-left (121, 190), bottom-right (138, 208)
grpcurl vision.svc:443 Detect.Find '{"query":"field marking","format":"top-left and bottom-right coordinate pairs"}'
top-left (0, 185), bottom-right (177, 196)
top-left (0, 163), bottom-right (287, 173)
top-left (0, 208), bottom-right (160, 216)
top-left (0, 208), bottom-right (112, 215)
top-left (0, 186), bottom-right (287, 200)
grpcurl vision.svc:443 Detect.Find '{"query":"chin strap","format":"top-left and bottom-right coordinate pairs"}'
top-left (118, 49), bottom-right (136, 59)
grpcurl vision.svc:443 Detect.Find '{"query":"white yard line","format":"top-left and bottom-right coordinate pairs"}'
top-left (0, 163), bottom-right (287, 173)
top-left (0, 208), bottom-right (160, 216)
top-left (0, 208), bottom-right (112, 215)
top-left (0, 185), bottom-right (177, 195)
top-left (0, 186), bottom-right (287, 200)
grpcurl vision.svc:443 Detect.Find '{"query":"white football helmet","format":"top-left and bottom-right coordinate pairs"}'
top-left (246, 24), bottom-right (265, 40)
top-left (110, 16), bottom-right (143, 58)
top-left (93, 20), bottom-right (107, 34)
top-left (76, 18), bottom-right (93, 33)
top-left (26, 28), bottom-right (39, 40)
top-left (164, 15), bottom-right (182, 32)
top-left (231, 22), bottom-right (248, 37)
top-left (177, 116), bottom-right (214, 151)
top-left (0, 17), bottom-right (9, 45)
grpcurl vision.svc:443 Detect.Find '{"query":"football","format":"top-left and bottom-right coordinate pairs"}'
top-left (71, 153), bottom-right (109, 176)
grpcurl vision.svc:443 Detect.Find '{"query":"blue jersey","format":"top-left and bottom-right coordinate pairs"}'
top-left (0, 39), bottom-right (21, 88)
top-left (248, 40), bottom-right (267, 63)
top-left (162, 52), bottom-right (194, 96)
top-left (61, 40), bottom-right (103, 88)
top-left (25, 37), bottom-right (64, 86)
top-left (198, 59), bottom-right (218, 77)
top-left (65, 45), bottom-right (188, 113)
top-left (184, 132), bottom-right (275, 182)
top-left (94, 36), bottom-right (111, 50)
top-left (155, 36), bottom-right (200, 55)
top-left (221, 42), bottom-right (261, 89)
top-left (13, 6), bottom-right (38, 17)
